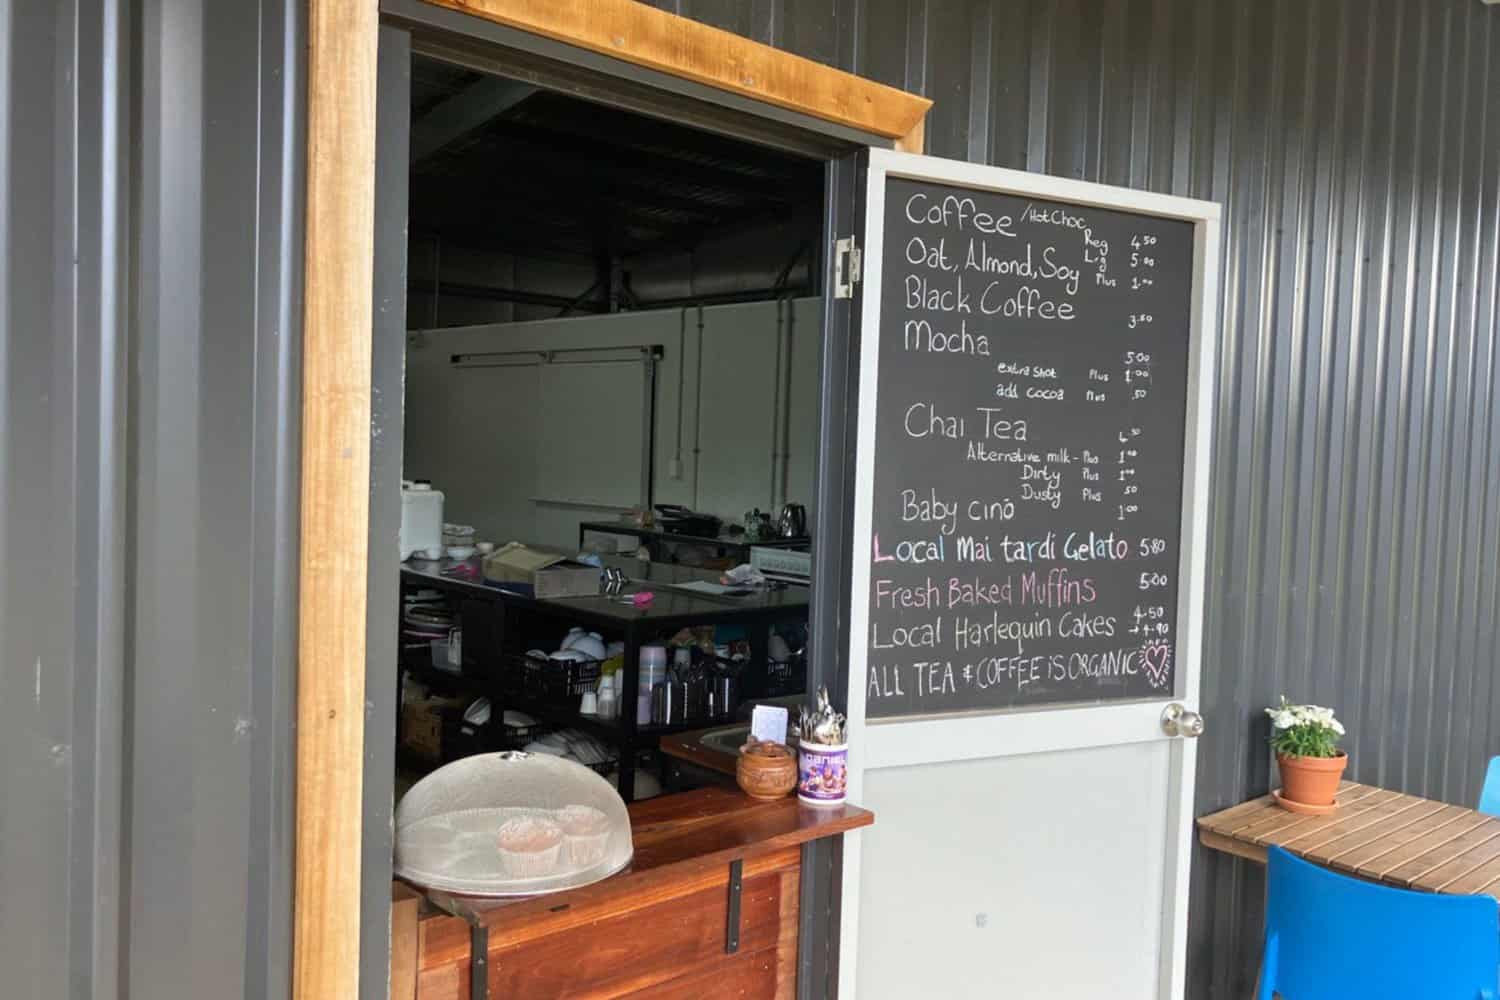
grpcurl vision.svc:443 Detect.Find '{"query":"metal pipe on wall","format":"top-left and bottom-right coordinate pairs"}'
top-left (780, 296), bottom-right (796, 506)
top-left (769, 298), bottom-right (784, 507)
top-left (673, 307), bottom-right (686, 479)
top-left (429, 232), bottom-right (441, 329)
top-left (691, 304), bottom-right (705, 510)
top-left (640, 353), bottom-right (657, 510)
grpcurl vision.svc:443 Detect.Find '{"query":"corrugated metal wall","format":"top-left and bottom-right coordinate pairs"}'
top-left (646, 0), bottom-right (1500, 995)
top-left (129, 1), bottom-right (303, 996)
top-left (0, 3), bottom-right (122, 995)
top-left (1, 2), bottom-right (304, 998)
top-left (5, 0), bottom-right (1497, 997)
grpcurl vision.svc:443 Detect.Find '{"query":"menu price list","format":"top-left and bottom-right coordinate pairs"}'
top-left (865, 179), bottom-right (1195, 719)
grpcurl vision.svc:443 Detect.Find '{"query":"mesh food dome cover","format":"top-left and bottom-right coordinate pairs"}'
top-left (395, 751), bottom-right (633, 897)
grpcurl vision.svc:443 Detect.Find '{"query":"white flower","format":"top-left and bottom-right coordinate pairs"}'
top-left (1266, 698), bottom-right (1345, 737)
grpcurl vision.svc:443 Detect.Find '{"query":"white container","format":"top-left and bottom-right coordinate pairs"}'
top-left (442, 522), bottom-right (476, 547)
top-left (401, 481), bottom-right (445, 561)
top-left (596, 675), bottom-right (618, 720)
top-left (639, 645), bottom-right (668, 684)
top-left (637, 645), bottom-right (669, 724)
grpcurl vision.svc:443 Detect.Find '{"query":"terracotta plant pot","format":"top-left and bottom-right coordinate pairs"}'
top-left (1276, 751), bottom-right (1347, 810)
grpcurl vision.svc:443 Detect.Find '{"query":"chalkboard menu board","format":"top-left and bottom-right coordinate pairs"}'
top-left (864, 178), bottom-right (1195, 719)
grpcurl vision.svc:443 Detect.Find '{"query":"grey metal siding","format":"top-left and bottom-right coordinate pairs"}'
top-left (648, 0), bottom-right (1500, 995)
top-left (1, 3), bottom-right (128, 996)
top-left (2, 1), bottom-right (303, 998)
top-left (129, 2), bottom-right (303, 997)
top-left (6, 0), bottom-right (1497, 997)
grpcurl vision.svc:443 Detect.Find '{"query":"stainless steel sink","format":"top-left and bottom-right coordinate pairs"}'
top-left (691, 696), bottom-right (804, 756)
top-left (696, 724), bottom-right (752, 756)
top-left (696, 723), bottom-right (798, 756)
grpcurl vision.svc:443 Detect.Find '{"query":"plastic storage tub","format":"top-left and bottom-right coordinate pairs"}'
top-left (401, 481), bottom-right (445, 560)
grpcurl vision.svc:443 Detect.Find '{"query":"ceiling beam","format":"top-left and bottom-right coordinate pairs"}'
top-left (627, 203), bottom-right (820, 257)
top-left (407, 198), bottom-right (680, 259)
top-left (410, 75), bottom-right (537, 163)
top-left (420, 0), bottom-right (931, 142)
top-left (407, 278), bottom-right (607, 313)
top-left (427, 118), bottom-right (810, 201)
top-left (409, 167), bottom-right (732, 225)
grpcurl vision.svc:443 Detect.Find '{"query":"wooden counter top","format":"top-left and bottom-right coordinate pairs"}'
top-left (418, 786), bottom-right (871, 932)
top-left (408, 788), bottom-right (871, 997)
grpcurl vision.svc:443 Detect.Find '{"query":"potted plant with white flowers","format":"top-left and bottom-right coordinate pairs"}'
top-left (1266, 697), bottom-right (1348, 814)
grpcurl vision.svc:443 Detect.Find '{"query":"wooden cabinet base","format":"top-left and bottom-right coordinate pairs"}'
top-left (419, 849), bottom-right (800, 999)
top-left (405, 788), bottom-right (872, 999)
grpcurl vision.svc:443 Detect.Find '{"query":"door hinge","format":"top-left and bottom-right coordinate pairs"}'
top-left (833, 236), bottom-right (862, 299)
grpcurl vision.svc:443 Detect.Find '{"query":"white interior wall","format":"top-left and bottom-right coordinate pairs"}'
top-left (403, 297), bottom-right (822, 551)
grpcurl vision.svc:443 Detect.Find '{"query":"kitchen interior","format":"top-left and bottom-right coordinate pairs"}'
top-left (389, 56), bottom-right (867, 996)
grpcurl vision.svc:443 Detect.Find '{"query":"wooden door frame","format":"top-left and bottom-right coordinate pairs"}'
top-left (296, 2), bottom-right (930, 998)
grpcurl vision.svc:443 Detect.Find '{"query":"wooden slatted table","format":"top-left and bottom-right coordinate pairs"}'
top-left (1197, 782), bottom-right (1500, 899)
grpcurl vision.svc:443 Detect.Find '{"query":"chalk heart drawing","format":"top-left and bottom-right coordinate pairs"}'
top-left (1141, 643), bottom-right (1173, 690)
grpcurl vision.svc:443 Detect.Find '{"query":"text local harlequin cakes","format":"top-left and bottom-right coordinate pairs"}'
top-left (394, 752), bottom-right (633, 897)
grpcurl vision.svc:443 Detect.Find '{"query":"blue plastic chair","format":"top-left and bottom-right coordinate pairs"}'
top-left (1258, 846), bottom-right (1499, 1000)
top-left (1479, 756), bottom-right (1500, 816)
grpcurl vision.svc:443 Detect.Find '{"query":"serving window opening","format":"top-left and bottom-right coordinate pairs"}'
top-left (392, 53), bottom-right (827, 811)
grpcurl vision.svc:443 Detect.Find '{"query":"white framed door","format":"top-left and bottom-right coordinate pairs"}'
top-left (838, 148), bottom-right (1220, 1000)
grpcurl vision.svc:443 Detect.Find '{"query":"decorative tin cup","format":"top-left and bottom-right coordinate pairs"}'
top-left (797, 742), bottom-right (848, 806)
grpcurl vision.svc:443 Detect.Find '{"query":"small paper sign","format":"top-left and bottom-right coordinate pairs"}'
top-left (750, 704), bottom-right (789, 745)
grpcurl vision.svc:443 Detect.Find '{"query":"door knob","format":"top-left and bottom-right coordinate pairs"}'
top-left (1161, 703), bottom-right (1205, 738)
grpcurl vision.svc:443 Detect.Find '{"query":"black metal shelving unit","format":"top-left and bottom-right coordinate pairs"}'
top-left (399, 555), bottom-right (809, 801)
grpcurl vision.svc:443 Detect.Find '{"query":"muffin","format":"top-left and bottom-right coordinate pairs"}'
top-left (495, 815), bottom-right (563, 878)
top-left (555, 805), bottom-right (611, 867)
